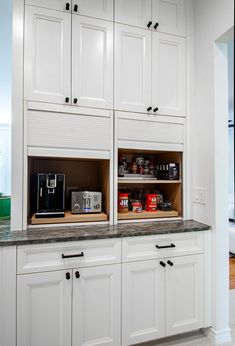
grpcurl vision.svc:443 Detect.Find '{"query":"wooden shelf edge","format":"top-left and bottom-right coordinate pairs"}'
top-left (30, 211), bottom-right (108, 225)
top-left (118, 210), bottom-right (179, 220)
top-left (118, 179), bottom-right (182, 184)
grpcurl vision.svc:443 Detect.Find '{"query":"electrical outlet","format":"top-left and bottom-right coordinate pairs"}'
top-left (193, 187), bottom-right (207, 205)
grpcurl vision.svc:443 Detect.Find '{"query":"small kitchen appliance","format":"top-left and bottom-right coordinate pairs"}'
top-left (156, 163), bottom-right (180, 180)
top-left (36, 173), bottom-right (65, 218)
top-left (71, 191), bottom-right (102, 213)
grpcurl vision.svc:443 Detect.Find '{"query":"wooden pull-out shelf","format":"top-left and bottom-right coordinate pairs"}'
top-left (118, 210), bottom-right (179, 220)
top-left (118, 179), bottom-right (182, 184)
top-left (31, 211), bottom-right (108, 225)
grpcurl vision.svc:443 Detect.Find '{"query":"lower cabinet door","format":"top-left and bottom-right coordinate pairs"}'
top-left (122, 260), bottom-right (165, 346)
top-left (72, 264), bottom-right (121, 346)
top-left (165, 254), bottom-right (204, 336)
top-left (17, 270), bottom-right (72, 346)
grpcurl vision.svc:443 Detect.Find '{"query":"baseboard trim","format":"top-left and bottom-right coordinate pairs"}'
top-left (204, 327), bottom-right (232, 345)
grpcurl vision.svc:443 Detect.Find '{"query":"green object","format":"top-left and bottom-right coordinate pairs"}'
top-left (0, 196), bottom-right (11, 219)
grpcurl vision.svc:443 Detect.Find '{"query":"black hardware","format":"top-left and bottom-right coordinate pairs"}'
top-left (62, 252), bottom-right (84, 259)
top-left (153, 107), bottom-right (159, 112)
top-left (65, 97), bottom-right (69, 103)
top-left (73, 98), bottom-right (78, 104)
top-left (147, 21), bottom-right (152, 28)
top-left (156, 243), bottom-right (176, 249)
top-left (66, 272), bottom-right (71, 280)
top-left (167, 260), bottom-right (174, 267)
top-left (147, 107), bottom-right (152, 112)
top-left (75, 271), bottom-right (80, 279)
top-left (74, 4), bottom-right (78, 12)
top-left (160, 261), bottom-right (166, 267)
top-left (154, 22), bottom-right (159, 29)
top-left (65, 2), bottom-right (70, 11)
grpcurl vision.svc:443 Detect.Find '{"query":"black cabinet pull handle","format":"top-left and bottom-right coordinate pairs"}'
top-left (66, 272), bottom-right (71, 280)
top-left (167, 260), bottom-right (174, 267)
top-left (153, 107), bottom-right (159, 112)
top-left (147, 107), bottom-right (152, 112)
top-left (65, 97), bottom-right (69, 103)
top-left (62, 252), bottom-right (84, 259)
top-left (147, 21), bottom-right (152, 28)
top-left (75, 271), bottom-right (80, 279)
top-left (160, 261), bottom-right (166, 267)
top-left (73, 98), bottom-right (78, 104)
top-left (154, 22), bottom-right (159, 29)
top-left (65, 2), bottom-right (70, 11)
top-left (74, 4), bottom-right (78, 12)
top-left (156, 243), bottom-right (175, 249)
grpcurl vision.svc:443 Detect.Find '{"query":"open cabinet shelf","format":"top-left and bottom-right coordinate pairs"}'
top-left (118, 210), bottom-right (179, 220)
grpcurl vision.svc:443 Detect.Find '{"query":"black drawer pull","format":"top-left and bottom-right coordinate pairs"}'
top-left (66, 272), bottom-right (71, 280)
top-left (75, 271), bottom-right (80, 278)
top-left (73, 98), bottom-right (78, 104)
top-left (147, 106), bottom-right (152, 112)
top-left (65, 97), bottom-right (69, 103)
top-left (153, 107), bottom-right (159, 112)
top-left (147, 21), bottom-right (152, 28)
top-left (160, 261), bottom-right (166, 267)
top-left (62, 252), bottom-right (84, 259)
top-left (156, 243), bottom-right (175, 249)
top-left (167, 260), bottom-right (174, 266)
top-left (65, 2), bottom-right (70, 11)
top-left (154, 22), bottom-right (159, 29)
top-left (74, 4), bottom-right (78, 12)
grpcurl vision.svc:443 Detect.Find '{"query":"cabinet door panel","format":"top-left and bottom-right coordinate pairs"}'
top-left (72, 16), bottom-right (113, 109)
top-left (115, 0), bottom-right (151, 28)
top-left (24, 6), bottom-right (71, 104)
top-left (73, 265), bottom-right (121, 346)
top-left (73, 0), bottom-right (113, 21)
top-left (17, 270), bottom-right (72, 346)
top-left (152, 32), bottom-right (186, 116)
top-left (152, 0), bottom-right (186, 36)
top-left (25, 0), bottom-right (71, 12)
top-left (122, 260), bottom-right (165, 345)
top-left (115, 24), bottom-right (151, 113)
top-left (165, 255), bottom-right (204, 336)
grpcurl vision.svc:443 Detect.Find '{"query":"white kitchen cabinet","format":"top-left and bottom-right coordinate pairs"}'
top-left (25, 0), bottom-right (71, 12)
top-left (72, 0), bottom-right (113, 21)
top-left (72, 16), bottom-right (113, 109)
top-left (24, 6), bottom-right (71, 104)
top-left (115, 0), bottom-right (151, 29)
top-left (152, 0), bottom-right (186, 36)
top-left (122, 260), bottom-right (165, 345)
top-left (17, 270), bottom-right (72, 346)
top-left (114, 24), bottom-right (151, 113)
top-left (152, 32), bottom-right (186, 116)
top-left (165, 254), bottom-right (204, 336)
top-left (72, 265), bottom-right (121, 346)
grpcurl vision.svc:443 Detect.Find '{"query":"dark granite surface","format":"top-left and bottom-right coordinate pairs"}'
top-left (0, 220), bottom-right (211, 246)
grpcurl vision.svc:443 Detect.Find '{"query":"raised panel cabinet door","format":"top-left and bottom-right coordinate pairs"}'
top-left (17, 270), bottom-right (72, 346)
top-left (24, 6), bottom-right (71, 104)
top-left (115, 0), bottom-right (151, 29)
top-left (72, 16), bottom-right (113, 109)
top-left (114, 24), bottom-right (151, 113)
top-left (165, 254), bottom-right (204, 336)
top-left (72, 265), bottom-right (121, 346)
top-left (122, 260), bottom-right (165, 345)
top-left (152, 32), bottom-right (186, 116)
top-left (25, 0), bottom-right (72, 12)
top-left (72, 0), bottom-right (113, 21)
top-left (152, 0), bottom-right (186, 36)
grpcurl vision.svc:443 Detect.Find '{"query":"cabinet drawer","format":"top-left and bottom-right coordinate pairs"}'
top-left (27, 110), bottom-right (112, 151)
top-left (122, 232), bottom-right (204, 262)
top-left (17, 239), bottom-right (121, 274)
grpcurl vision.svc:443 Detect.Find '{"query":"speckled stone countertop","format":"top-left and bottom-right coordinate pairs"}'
top-left (0, 220), bottom-right (211, 246)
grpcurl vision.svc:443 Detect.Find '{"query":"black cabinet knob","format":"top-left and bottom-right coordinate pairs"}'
top-left (73, 98), bottom-right (78, 104)
top-left (147, 21), bottom-right (152, 28)
top-left (167, 260), bottom-right (174, 267)
top-left (160, 261), bottom-right (166, 267)
top-left (65, 2), bottom-right (70, 11)
top-left (147, 107), bottom-right (152, 112)
top-left (66, 272), bottom-right (71, 280)
top-left (154, 22), bottom-right (159, 29)
top-left (65, 97), bottom-right (69, 103)
top-left (153, 107), bottom-right (159, 112)
top-left (74, 4), bottom-right (78, 12)
top-left (75, 271), bottom-right (80, 279)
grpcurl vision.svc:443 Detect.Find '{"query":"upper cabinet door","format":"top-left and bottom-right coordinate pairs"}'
top-left (115, 0), bottom-right (151, 29)
top-left (152, 32), bottom-right (186, 116)
top-left (24, 6), bottom-right (71, 104)
top-left (72, 0), bottom-right (113, 21)
top-left (25, 0), bottom-right (72, 12)
top-left (114, 24), bottom-right (151, 113)
top-left (152, 0), bottom-right (186, 36)
top-left (72, 16), bottom-right (113, 109)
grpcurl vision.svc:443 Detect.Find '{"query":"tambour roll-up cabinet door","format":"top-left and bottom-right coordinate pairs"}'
top-left (72, 0), bottom-right (113, 21)
top-left (24, 6), bottom-right (71, 104)
top-left (115, 0), bottom-right (151, 28)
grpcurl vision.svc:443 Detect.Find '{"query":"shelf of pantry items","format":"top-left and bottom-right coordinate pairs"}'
top-left (31, 211), bottom-right (108, 225)
top-left (118, 179), bottom-right (182, 184)
top-left (118, 210), bottom-right (179, 220)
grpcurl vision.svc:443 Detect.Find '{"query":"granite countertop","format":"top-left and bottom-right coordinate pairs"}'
top-left (0, 220), bottom-right (211, 246)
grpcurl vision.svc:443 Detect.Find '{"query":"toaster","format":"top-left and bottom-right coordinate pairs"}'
top-left (71, 191), bottom-right (102, 214)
